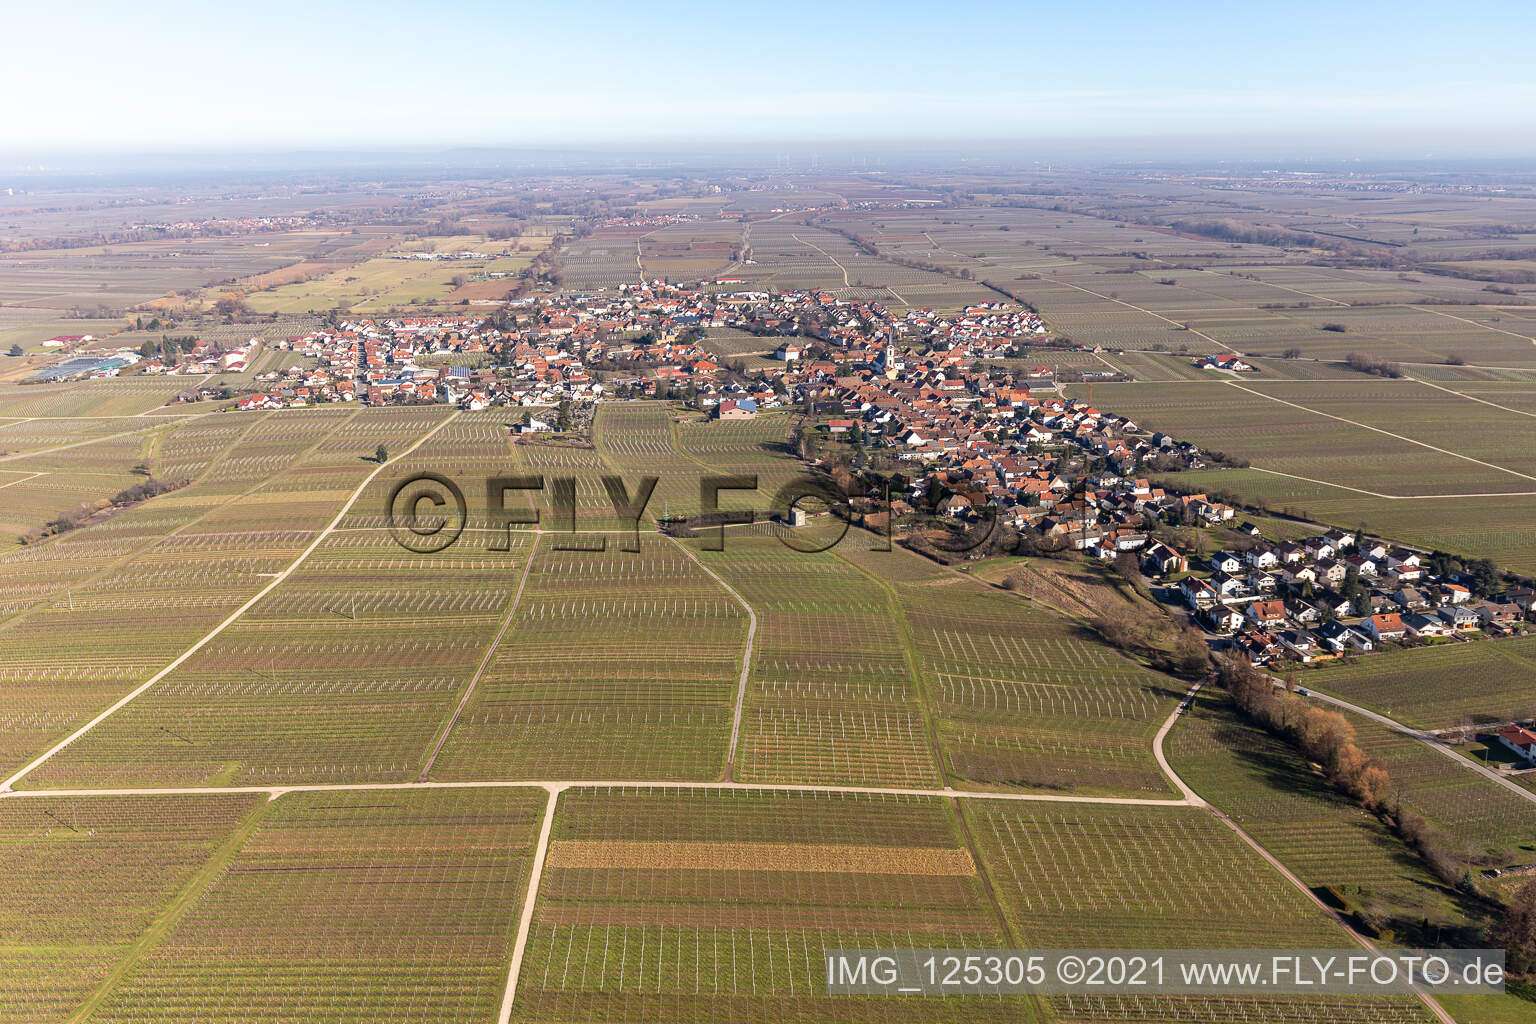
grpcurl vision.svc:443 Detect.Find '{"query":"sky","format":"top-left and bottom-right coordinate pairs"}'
top-left (5, 0), bottom-right (1535, 157)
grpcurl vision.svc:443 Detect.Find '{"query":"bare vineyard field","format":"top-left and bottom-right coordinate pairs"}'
top-left (1301, 637), bottom-right (1536, 730)
top-left (428, 534), bottom-right (747, 781)
top-left (514, 786), bottom-right (1044, 1024)
top-left (0, 793), bottom-right (261, 1024)
top-left (964, 800), bottom-right (1433, 1023)
top-left (8, 408), bottom-right (459, 789)
top-left (837, 541), bottom-right (1182, 798)
top-left (1167, 696), bottom-right (1481, 939)
top-left (1342, 711), bottom-right (1536, 862)
top-left (699, 534), bottom-right (942, 789)
top-left (84, 788), bottom-right (547, 1024)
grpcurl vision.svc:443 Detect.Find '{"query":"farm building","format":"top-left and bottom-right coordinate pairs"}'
top-left (1496, 726), bottom-right (1536, 765)
top-left (716, 398), bottom-right (757, 420)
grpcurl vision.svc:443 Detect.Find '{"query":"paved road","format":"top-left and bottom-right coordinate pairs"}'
top-left (1207, 800), bottom-right (1457, 1024)
top-left (499, 785), bottom-right (562, 1024)
top-left (0, 776), bottom-right (1201, 806)
top-left (1271, 676), bottom-right (1536, 808)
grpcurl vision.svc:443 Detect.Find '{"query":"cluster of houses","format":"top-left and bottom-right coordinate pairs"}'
top-left (216, 282), bottom-right (1059, 415)
top-left (1193, 353), bottom-right (1255, 372)
top-left (141, 338), bottom-right (261, 377)
top-left (1168, 529), bottom-right (1532, 664)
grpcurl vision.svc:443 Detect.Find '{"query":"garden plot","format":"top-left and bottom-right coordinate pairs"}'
top-left (84, 788), bottom-right (546, 1024)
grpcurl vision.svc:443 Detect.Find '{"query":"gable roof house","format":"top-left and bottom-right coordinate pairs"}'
top-left (1209, 551), bottom-right (1243, 574)
top-left (1403, 612), bottom-right (1449, 638)
top-left (1246, 599), bottom-right (1288, 626)
top-left (1365, 612), bottom-right (1407, 642)
top-left (1497, 726), bottom-right (1536, 765)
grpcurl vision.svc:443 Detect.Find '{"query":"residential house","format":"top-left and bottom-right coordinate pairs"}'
top-left (1246, 599), bottom-right (1288, 628)
top-left (1437, 605), bottom-right (1481, 632)
top-left (1496, 726), bottom-right (1536, 766)
top-left (1209, 551), bottom-right (1243, 574)
top-left (1403, 612), bottom-right (1449, 638)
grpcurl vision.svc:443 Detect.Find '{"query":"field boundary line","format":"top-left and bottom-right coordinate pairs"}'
top-left (1406, 373), bottom-right (1536, 420)
top-left (64, 795), bottom-right (273, 1024)
top-left (0, 470), bottom-right (46, 491)
top-left (498, 784), bottom-right (564, 1024)
top-left (1245, 465), bottom-right (1536, 500)
top-left (1224, 379), bottom-right (1536, 483)
top-left (1412, 304), bottom-right (1536, 345)
top-left (1154, 681), bottom-right (1205, 805)
top-left (0, 777), bottom-right (1199, 806)
top-left (417, 533), bottom-right (541, 780)
top-left (0, 410), bottom-right (461, 793)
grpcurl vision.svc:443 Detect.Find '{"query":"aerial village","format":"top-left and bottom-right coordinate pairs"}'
top-left (65, 276), bottom-right (1535, 692)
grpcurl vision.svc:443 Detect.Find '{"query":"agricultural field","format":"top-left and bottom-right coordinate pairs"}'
top-left (1343, 711), bottom-right (1536, 864)
top-left (6, 165), bottom-right (1536, 1024)
top-left (700, 534), bottom-right (942, 788)
top-left (84, 787), bottom-right (547, 1024)
top-left (1168, 696), bottom-right (1483, 941)
top-left (1299, 637), bottom-right (1536, 730)
top-left (835, 538), bottom-right (1183, 798)
top-left (240, 242), bottom-right (537, 316)
top-left (513, 786), bottom-right (1044, 1024)
top-left (0, 792), bottom-right (262, 1024)
top-left (1070, 376), bottom-right (1536, 572)
top-left (964, 800), bottom-right (1433, 1023)
top-left (5, 407), bottom-right (456, 789)
top-left (428, 533), bottom-right (747, 781)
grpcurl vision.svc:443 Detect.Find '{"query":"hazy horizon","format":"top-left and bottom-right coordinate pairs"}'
top-left (6, 0), bottom-right (1534, 159)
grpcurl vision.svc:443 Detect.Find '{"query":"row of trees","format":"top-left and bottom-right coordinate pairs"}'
top-left (1217, 654), bottom-right (1536, 975)
top-left (1219, 655), bottom-right (1392, 810)
top-left (1345, 351), bottom-right (1404, 377)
